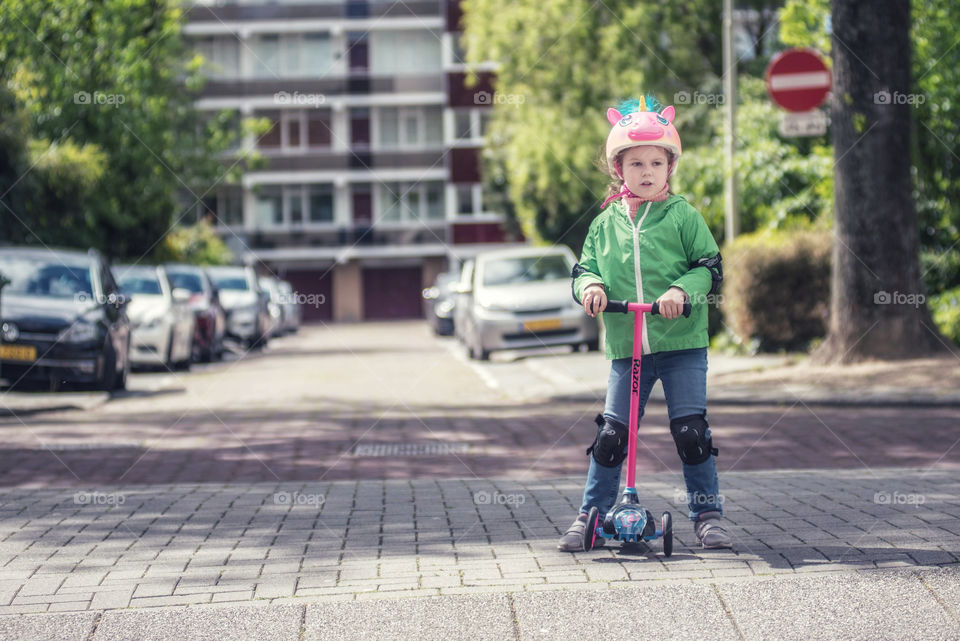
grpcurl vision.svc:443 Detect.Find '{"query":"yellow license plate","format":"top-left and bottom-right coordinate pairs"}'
top-left (523, 318), bottom-right (562, 332)
top-left (0, 344), bottom-right (37, 362)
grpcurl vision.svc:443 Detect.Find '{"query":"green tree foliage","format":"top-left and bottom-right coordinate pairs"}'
top-left (0, 0), bottom-right (246, 260)
top-left (153, 219), bottom-right (234, 266)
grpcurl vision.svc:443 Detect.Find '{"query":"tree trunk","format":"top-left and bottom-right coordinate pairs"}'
top-left (815, 0), bottom-right (953, 363)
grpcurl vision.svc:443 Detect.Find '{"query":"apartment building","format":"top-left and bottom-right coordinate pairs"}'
top-left (184, 0), bottom-right (518, 322)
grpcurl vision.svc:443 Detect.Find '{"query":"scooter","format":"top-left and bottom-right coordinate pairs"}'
top-left (580, 298), bottom-right (690, 556)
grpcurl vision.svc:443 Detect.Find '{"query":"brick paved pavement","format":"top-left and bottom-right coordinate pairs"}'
top-left (0, 467), bottom-right (957, 615)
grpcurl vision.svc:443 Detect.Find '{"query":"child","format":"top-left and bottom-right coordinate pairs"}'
top-left (558, 94), bottom-right (730, 551)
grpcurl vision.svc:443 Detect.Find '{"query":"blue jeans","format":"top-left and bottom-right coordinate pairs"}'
top-left (578, 348), bottom-right (721, 521)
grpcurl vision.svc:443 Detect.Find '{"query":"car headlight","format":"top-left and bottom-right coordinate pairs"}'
top-left (437, 300), bottom-right (455, 317)
top-left (58, 322), bottom-right (100, 343)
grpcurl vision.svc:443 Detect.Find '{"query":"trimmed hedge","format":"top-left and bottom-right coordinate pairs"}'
top-left (721, 230), bottom-right (832, 351)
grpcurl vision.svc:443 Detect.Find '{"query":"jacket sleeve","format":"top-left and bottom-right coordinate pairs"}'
top-left (670, 204), bottom-right (721, 299)
top-left (573, 220), bottom-right (604, 302)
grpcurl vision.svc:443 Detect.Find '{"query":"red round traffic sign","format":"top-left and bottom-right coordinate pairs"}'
top-left (765, 48), bottom-right (831, 112)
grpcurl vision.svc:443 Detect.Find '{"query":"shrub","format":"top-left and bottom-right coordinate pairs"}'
top-left (720, 230), bottom-right (832, 351)
top-left (930, 287), bottom-right (960, 346)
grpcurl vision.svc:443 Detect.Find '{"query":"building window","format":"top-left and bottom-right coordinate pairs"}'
top-left (454, 111), bottom-right (472, 140)
top-left (258, 110), bottom-right (281, 148)
top-left (369, 30), bottom-right (442, 75)
top-left (307, 112), bottom-right (332, 147)
top-left (376, 106), bottom-right (443, 148)
top-left (377, 181), bottom-right (446, 223)
top-left (456, 185), bottom-right (474, 215)
top-left (255, 186), bottom-right (283, 227)
top-left (309, 184), bottom-right (334, 223)
top-left (195, 36), bottom-right (240, 78)
top-left (253, 33), bottom-right (334, 78)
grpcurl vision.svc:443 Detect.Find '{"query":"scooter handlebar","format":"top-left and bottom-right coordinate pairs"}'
top-left (571, 290), bottom-right (692, 317)
top-left (605, 299), bottom-right (691, 317)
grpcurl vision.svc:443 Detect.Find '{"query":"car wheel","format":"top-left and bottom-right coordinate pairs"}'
top-left (113, 345), bottom-right (129, 391)
top-left (470, 335), bottom-right (490, 361)
top-left (97, 341), bottom-right (118, 391)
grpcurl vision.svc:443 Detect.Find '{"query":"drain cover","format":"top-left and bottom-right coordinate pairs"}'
top-left (352, 442), bottom-right (470, 457)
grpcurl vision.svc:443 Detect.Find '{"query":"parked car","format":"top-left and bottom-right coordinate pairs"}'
top-left (276, 280), bottom-right (301, 334)
top-left (114, 264), bottom-right (195, 370)
top-left (453, 258), bottom-right (475, 346)
top-left (165, 264), bottom-right (226, 362)
top-left (0, 247), bottom-right (131, 390)
top-left (422, 272), bottom-right (459, 336)
top-left (456, 246), bottom-right (600, 360)
top-left (206, 265), bottom-right (270, 349)
top-left (257, 276), bottom-right (285, 338)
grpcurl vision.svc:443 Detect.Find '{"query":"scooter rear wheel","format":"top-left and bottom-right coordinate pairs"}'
top-left (582, 507), bottom-right (600, 552)
top-left (661, 511), bottom-right (673, 557)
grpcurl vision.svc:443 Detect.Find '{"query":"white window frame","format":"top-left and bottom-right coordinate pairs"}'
top-left (374, 181), bottom-right (445, 226)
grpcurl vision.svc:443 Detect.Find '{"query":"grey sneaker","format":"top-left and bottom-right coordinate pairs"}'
top-left (557, 513), bottom-right (605, 552)
top-left (694, 511), bottom-right (732, 549)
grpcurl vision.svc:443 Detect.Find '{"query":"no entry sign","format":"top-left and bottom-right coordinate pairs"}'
top-left (766, 48), bottom-right (831, 112)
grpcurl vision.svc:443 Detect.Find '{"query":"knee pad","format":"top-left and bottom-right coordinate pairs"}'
top-left (669, 413), bottom-right (718, 465)
top-left (586, 413), bottom-right (628, 467)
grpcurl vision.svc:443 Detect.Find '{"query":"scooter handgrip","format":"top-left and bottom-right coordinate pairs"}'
top-left (605, 300), bottom-right (630, 314)
top-left (650, 302), bottom-right (692, 317)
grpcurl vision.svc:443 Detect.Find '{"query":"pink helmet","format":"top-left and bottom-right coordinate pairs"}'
top-left (604, 95), bottom-right (682, 177)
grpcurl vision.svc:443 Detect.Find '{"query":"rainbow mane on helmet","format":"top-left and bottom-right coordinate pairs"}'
top-left (605, 93), bottom-right (682, 177)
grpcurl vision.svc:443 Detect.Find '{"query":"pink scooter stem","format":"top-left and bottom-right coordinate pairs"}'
top-left (624, 302), bottom-right (653, 489)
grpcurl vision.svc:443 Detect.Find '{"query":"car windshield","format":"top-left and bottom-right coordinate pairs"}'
top-left (482, 255), bottom-right (570, 287)
top-left (209, 272), bottom-right (249, 291)
top-left (167, 271), bottom-right (204, 294)
top-left (0, 255), bottom-right (93, 298)
top-left (117, 268), bottom-right (162, 295)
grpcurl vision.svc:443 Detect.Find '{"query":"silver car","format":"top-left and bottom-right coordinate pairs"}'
top-left (457, 247), bottom-right (600, 360)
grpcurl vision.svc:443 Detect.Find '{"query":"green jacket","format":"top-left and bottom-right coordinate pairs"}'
top-left (573, 195), bottom-right (720, 359)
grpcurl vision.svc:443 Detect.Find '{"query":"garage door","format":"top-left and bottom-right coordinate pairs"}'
top-left (283, 268), bottom-right (334, 322)
top-left (362, 266), bottom-right (423, 320)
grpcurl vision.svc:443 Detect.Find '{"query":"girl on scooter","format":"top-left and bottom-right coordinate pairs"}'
top-left (558, 94), bottom-right (730, 552)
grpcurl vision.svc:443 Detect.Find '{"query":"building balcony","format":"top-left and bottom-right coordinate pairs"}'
top-left (187, 1), bottom-right (442, 23)
top-left (195, 75), bottom-right (444, 100)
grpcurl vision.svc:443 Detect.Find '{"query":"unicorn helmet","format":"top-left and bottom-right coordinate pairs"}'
top-left (605, 95), bottom-right (682, 177)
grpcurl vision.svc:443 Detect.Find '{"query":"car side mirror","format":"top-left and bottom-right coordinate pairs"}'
top-left (172, 288), bottom-right (191, 304)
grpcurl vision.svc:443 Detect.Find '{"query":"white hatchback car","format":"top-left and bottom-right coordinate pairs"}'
top-left (457, 246), bottom-right (600, 360)
top-left (115, 265), bottom-right (195, 370)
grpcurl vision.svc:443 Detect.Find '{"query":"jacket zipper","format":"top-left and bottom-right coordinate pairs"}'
top-left (627, 201), bottom-right (653, 354)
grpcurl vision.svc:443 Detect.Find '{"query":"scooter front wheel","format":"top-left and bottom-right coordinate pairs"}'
top-left (661, 511), bottom-right (673, 557)
top-left (582, 507), bottom-right (600, 552)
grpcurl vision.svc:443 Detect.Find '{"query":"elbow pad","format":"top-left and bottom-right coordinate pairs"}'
top-left (691, 253), bottom-right (723, 296)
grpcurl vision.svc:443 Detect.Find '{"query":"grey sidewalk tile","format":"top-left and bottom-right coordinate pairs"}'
top-left (718, 571), bottom-right (958, 640)
top-left (918, 566), bottom-right (960, 621)
top-left (93, 604), bottom-right (303, 641)
top-left (303, 595), bottom-right (514, 641)
top-left (512, 583), bottom-right (740, 640)
top-left (0, 611), bottom-right (96, 641)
